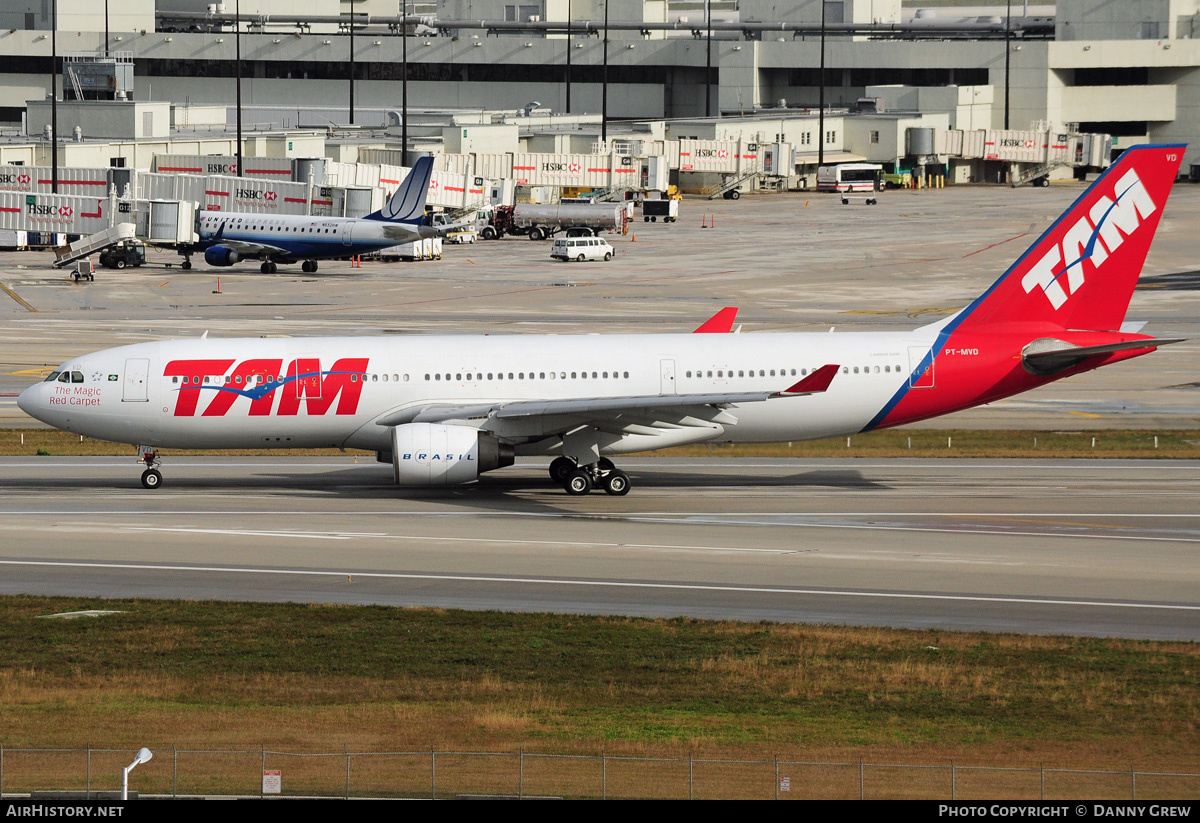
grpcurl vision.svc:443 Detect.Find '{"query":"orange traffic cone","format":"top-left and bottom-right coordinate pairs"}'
top-left (212, 277), bottom-right (221, 294)
top-left (632, 233), bottom-right (636, 242)
top-left (701, 214), bottom-right (708, 228)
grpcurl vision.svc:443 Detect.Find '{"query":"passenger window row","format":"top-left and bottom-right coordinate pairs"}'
top-left (425, 371), bottom-right (630, 381)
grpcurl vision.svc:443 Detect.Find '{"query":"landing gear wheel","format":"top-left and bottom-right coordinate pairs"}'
top-left (564, 468), bottom-right (593, 496)
top-left (602, 469), bottom-right (630, 496)
top-left (261, 261), bottom-right (272, 274)
top-left (141, 468), bottom-right (162, 489)
top-left (181, 259), bottom-right (192, 270)
top-left (549, 456), bottom-right (576, 484)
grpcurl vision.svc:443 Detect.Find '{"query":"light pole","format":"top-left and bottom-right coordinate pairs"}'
top-left (705, 0), bottom-right (711, 117)
top-left (402, 2), bottom-right (408, 164)
top-left (1004, 0), bottom-right (1011, 130)
top-left (349, 0), bottom-right (355, 124)
top-left (601, 0), bottom-right (609, 143)
top-left (235, 0), bottom-right (242, 176)
top-left (818, 0), bottom-right (826, 167)
top-left (51, 0), bottom-right (58, 194)
top-left (565, 0), bottom-right (572, 113)
top-left (121, 748), bottom-right (153, 801)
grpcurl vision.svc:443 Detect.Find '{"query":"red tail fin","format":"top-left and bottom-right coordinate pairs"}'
top-left (963, 144), bottom-right (1183, 333)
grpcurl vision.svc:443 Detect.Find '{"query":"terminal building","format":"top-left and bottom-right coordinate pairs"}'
top-left (0, 0), bottom-right (1195, 182)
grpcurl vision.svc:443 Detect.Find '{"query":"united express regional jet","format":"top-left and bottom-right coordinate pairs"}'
top-left (189, 156), bottom-right (437, 273)
top-left (19, 144), bottom-right (1185, 495)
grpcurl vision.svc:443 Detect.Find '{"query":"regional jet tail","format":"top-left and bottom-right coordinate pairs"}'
top-left (18, 144), bottom-right (1185, 496)
top-left (183, 156), bottom-right (437, 274)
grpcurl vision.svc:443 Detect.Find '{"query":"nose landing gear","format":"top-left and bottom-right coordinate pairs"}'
top-left (138, 445), bottom-right (163, 489)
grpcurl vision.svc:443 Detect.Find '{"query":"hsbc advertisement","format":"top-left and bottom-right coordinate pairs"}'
top-left (203, 175), bottom-right (313, 215)
top-left (0, 191), bottom-right (114, 235)
top-left (0, 165), bottom-right (109, 196)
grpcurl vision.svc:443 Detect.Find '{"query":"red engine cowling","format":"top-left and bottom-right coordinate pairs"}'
top-left (391, 423), bottom-right (514, 486)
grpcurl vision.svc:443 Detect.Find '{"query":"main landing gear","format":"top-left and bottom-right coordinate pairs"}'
top-left (548, 456), bottom-right (631, 496)
top-left (301, 260), bottom-right (319, 273)
top-left (138, 445), bottom-right (163, 489)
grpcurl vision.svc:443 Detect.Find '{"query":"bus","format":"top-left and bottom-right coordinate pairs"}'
top-left (817, 163), bottom-right (883, 192)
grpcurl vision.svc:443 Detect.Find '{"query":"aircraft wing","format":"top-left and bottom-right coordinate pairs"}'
top-left (212, 238), bottom-right (291, 259)
top-left (375, 365), bottom-right (839, 438)
top-left (381, 222), bottom-right (438, 241)
top-left (1022, 337), bottom-right (1185, 375)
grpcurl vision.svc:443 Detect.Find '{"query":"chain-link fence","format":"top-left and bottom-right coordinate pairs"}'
top-left (2, 747), bottom-right (1197, 800)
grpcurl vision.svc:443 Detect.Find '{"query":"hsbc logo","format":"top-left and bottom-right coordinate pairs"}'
top-left (263, 191), bottom-right (278, 201)
top-left (208, 163), bottom-right (239, 174)
top-left (236, 188), bottom-right (267, 199)
top-left (568, 163), bottom-right (581, 173)
top-left (26, 203), bottom-right (55, 216)
top-left (1022, 168), bottom-right (1156, 310)
top-left (163, 357), bottom-right (370, 417)
top-left (58, 205), bottom-right (73, 217)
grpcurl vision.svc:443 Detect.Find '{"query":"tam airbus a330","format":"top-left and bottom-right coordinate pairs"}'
top-left (19, 144), bottom-right (1185, 495)
top-left (183, 155), bottom-right (437, 273)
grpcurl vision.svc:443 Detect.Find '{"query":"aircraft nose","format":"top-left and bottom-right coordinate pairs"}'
top-left (16, 383), bottom-right (42, 417)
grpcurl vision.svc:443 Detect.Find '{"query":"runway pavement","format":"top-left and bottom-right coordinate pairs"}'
top-left (1, 456), bottom-right (1196, 640)
top-left (2, 184), bottom-right (1198, 639)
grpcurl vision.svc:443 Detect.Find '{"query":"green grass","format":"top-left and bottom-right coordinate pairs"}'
top-left (1, 596), bottom-right (1196, 770)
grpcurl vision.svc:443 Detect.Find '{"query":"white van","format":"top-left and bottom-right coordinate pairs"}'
top-left (551, 236), bottom-right (615, 262)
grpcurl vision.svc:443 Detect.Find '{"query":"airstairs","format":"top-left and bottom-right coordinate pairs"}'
top-left (52, 223), bottom-right (136, 268)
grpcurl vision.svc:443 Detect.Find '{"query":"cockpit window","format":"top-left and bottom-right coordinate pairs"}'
top-left (57, 372), bottom-right (70, 383)
top-left (44, 371), bottom-right (61, 382)
top-left (71, 372), bottom-right (84, 383)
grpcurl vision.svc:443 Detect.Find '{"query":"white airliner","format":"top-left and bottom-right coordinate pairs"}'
top-left (184, 156), bottom-right (438, 273)
top-left (18, 144), bottom-right (1185, 495)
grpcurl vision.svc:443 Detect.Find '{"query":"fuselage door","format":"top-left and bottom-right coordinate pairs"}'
top-left (660, 358), bottom-right (676, 395)
top-left (341, 220), bottom-right (355, 246)
top-left (123, 358), bottom-right (150, 402)
top-left (907, 346), bottom-right (935, 389)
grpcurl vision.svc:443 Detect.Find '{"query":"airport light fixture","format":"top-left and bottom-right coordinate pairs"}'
top-left (602, 0), bottom-right (609, 142)
top-left (121, 748), bottom-right (153, 801)
top-left (51, 0), bottom-right (57, 193)
top-left (565, 0), bottom-right (572, 113)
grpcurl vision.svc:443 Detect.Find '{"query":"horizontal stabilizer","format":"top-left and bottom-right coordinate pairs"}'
top-left (693, 307), bottom-right (738, 333)
top-left (1022, 337), bottom-right (1184, 376)
top-left (772, 363), bottom-right (839, 397)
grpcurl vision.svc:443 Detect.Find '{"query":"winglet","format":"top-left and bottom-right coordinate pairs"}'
top-left (694, 307), bottom-right (738, 333)
top-left (772, 364), bottom-right (839, 397)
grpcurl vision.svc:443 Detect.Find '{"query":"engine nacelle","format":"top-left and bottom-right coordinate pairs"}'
top-left (203, 245), bottom-right (240, 266)
top-left (391, 423), bottom-right (514, 486)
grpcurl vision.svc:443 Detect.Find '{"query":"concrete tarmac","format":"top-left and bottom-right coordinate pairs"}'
top-left (2, 183), bottom-right (1199, 430)
top-left (1, 183), bottom-right (1198, 639)
top-left (1, 456), bottom-right (1196, 640)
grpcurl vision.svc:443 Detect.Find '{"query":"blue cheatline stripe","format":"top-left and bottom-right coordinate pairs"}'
top-left (859, 143), bottom-right (1186, 433)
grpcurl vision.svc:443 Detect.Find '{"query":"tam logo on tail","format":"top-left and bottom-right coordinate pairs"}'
top-left (963, 144), bottom-right (1183, 333)
top-left (1021, 167), bottom-right (1157, 310)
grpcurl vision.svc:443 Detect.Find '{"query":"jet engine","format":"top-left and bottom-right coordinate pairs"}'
top-left (203, 246), bottom-right (240, 266)
top-left (391, 423), bottom-right (514, 486)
